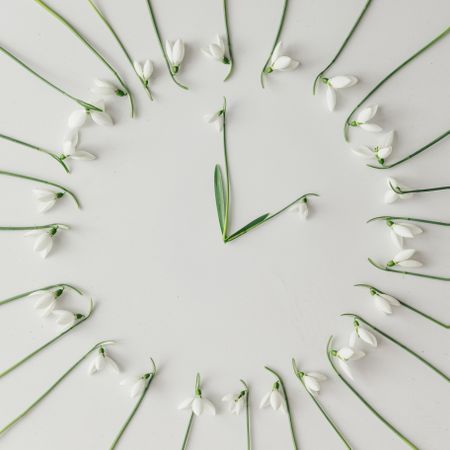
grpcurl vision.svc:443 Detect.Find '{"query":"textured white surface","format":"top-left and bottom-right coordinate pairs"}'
top-left (0, 0), bottom-right (449, 449)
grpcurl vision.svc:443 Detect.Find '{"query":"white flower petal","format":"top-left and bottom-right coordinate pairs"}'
top-left (326, 85), bottom-right (336, 111)
top-left (203, 112), bottom-right (220, 123)
top-left (384, 190), bottom-right (399, 204)
top-left (68, 109), bottom-right (88, 129)
top-left (374, 295), bottom-right (393, 314)
top-left (398, 259), bottom-right (423, 268)
top-left (33, 188), bottom-right (56, 201)
top-left (379, 293), bottom-right (400, 306)
top-left (337, 359), bottom-right (353, 380)
top-left (390, 229), bottom-right (404, 249)
top-left (209, 43), bottom-right (224, 60)
top-left (34, 233), bottom-right (52, 253)
top-left (303, 375), bottom-right (321, 392)
top-left (165, 41), bottom-right (173, 63)
top-left (33, 291), bottom-right (55, 309)
top-left (69, 150), bottom-right (96, 161)
top-left (133, 61), bottom-right (143, 78)
top-left (306, 372), bottom-right (327, 382)
top-left (143, 60), bottom-right (153, 80)
top-left (272, 56), bottom-right (294, 71)
top-left (382, 130), bottom-right (395, 147)
top-left (337, 347), bottom-right (354, 360)
top-left (270, 42), bottom-right (282, 65)
top-left (349, 330), bottom-right (357, 348)
top-left (392, 224), bottom-right (414, 238)
top-left (397, 223), bottom-right (423, 236)
top-left (259, 391), bottom-right (271, 409)
top-left (356, 105), bottom-right (378, 123)
top-left (349, 350), bottom-right (365, 361)
top-left (192, 397), bottom-right (204, 416)
top-left (329, 75), bottom-right (358, 89)
top-left (172, 39), bottom-right (185, 65)
top-left (360, 123), bottom-right (383, 133)
top-left (90, 110), bottom-right (113, 127)
top-left (105, 355), bottom-right (120, 373)
top-left (358, 326), bottom-right (378, 347)
top-left (270, 390), bottom-right (283, 410)
top-left (351, 146), bottom-right (374, 158)
top-left (377, 145), bottom-right (392, 159)
top-left (178, 397), bottom-right (194, 410)
top-left (37, 199), bottom-right (57, 213)
top-left (394, 249), bottom-right (416, 262)
top-left (130, 379), bottom-right (146, 398)
top-left (202, 398), bottom-right (216, 415)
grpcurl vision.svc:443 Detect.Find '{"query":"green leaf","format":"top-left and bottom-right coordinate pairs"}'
top-left (226, 213), bottom-right (270, 242)
top-left (214, 165), bottom-right (226, 233)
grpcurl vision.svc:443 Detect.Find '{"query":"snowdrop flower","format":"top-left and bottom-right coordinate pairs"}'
top-left (30, 288), bottom-right (64, 317)
top-left (289, 197), bottom-right (309, 219)
top-left (133, 60), bottom-right (154, 86)
top-left (202, 35), bottom-right (230, 65)
top-left (90, 79), bottom-right (125, 98)
top-left (387, 249), bottom-right (423, 268)
top-left (178, 373), bottom-right (216, 416)
top-left (297, 371), bottom-right (327, 394)
top-left (349, 320), bottom-right (377, 347)
top-left (222, 391), bottom-right (246, 415)
top-left (120, 375), bottom-right (150, 398)
top-left (203, 103), bottom-right (225, 133)
top-left (52, 309), bottom-right (80, 329)
top-left (369, 289), bottom-right (400, 315)
top-left (349, 104), bottom-right (382, 133)
top-left (24, 225), bottom-right (68, 258)
top-left (166, 39), bottom-right (185, 74)
top-left (384, 177), bottom-right (414, 204)
top-left (33, 188), bottom-right (64, 213)
top-left (352, 131), bottom-right (394, 165)
top-left (321, 75), bottom-right (358, 111)
top-left (265, 42), bottom-right (299, 73)
top-left (386, 219), bottom-right (423, 249)
top-left (334, 346), bottom-right (365, 380)
top-left (260, 381), bottom-right (286, 413)
top-left (88, 346), bottom-right (120, 375)
top-left (68, 99), bottom-right (113, 129)
top-left (61, 130), bottom-right (96, 161)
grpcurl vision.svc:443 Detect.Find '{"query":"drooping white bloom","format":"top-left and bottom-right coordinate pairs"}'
top-left (335, 347), bottom-right (365, 380)
top-left (32, 188), bottom-right (64, 213)
top-left (323, 75), bottom-right (358, 111)
top-left (388, 220), bottom-right (423, 249)
top-left (52, 309), bottom-right (77, 329)
top-left (352, 131), bottom-right (394, 164)
top-left (349, 323), bottom-right (378, 348)
top-left (166, 39), bottom-right (185, 74)
top-left (289, 198), bottom-right (309, 219)
top-left (68, 99), bottom-right (113, 129)
top-left (62, 129), bottom-right (96, 161)
top-left (178, 395), bottom-right (216, 416)
top-left (90, 79), bottom-right (121, 97)
top-left (222, 392), bottom-right (246, 415)
top-left (389, 249), bottom-right (423, 268)
top-left (302, 372), bottom-right (327, 394)
top-left (352, 105), bottom-right (382, 133)
top-left (133, 60), bottom-right (154, 84)
top-left (260, 385), bottom-right (286, 413)
top-left (120, 376), bottom-right (147, 398)
top-left (267, 42), bottom-right (299, 72)
top-left (24, 225), bottom-right (68, 258)
top-left (88, 347), bottom-right (120, 375)
top-left (30, 289), bottom-right (62, 317)
top-left (203, 109), bottom-right (224, 133)
top-left (371, 291), bottom-right (400, 315)
top-left (384, 177), bottom-right (414, 204)
top-left (202, 35), bottom-right (229, 64)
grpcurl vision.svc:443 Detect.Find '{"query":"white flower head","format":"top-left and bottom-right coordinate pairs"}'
top-left (120, 375), bottom-right (149, 398)
top-left (349, 320), bottom-right (378, 348)
top-left (24, 225), bottom-right (68, 258)
top-left (178, 374), bottom-right (216, 416)
top-left (222, 391), bottom-right (247, 415)
top-left (133, 59), bottom-right (154, 84)
top-left (386, 219), bottom-right (423, 249)
top-left (350, 104), bottom-right (382, 133)
top-left (202, 35), bottom-right (230, 65)
top-left (61, 129), bottom-right (96, 161)
top-left (90, 79), bottom-right (125, 98)
top-left (166, 39), bottom-right (185, 74)
top-left (352, 131), bottom-right (394, 165)
top-left (369, 288), bottom-right (400, 315)
top-left (299, 371), bottom-right (327, 394)
top-left (384, 177), bottom-right (414, 204)
top-left (51, 309), bottom-right (79, 329)
top-left (68, 99), bottom-right (113, 130)
top-left (321, 75), bottom-right (358, 111)
top-left (260, 381), bottom-right (286, 413)
top-left (88, 346), bottom-right (120, 375)
top-left (334, 346), bottom-right (365, 380)
top-left (387, 249), bottom-right (423, 268)
top-left (29, 287), bottom-right (64, 317)
top-left (267, 42), bottom-right (299, 73)
top-left (203, 108), bottom-right (224, 133)
top-left (289, 197), bottom-right (309, 219)
top-left (33, 188), bottom-right (64, 213)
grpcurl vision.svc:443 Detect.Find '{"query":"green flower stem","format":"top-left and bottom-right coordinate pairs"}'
top-left (145, 0), bottom-right (188, 90)
top-left (355, 284), bottom-right (449, 329)
top-left (367, 130), bottom-right (450, 169)
top-left (260, 0), bottom-right (289, 88)
top-left (369, 257), bottom-right (450, 282)
top-left (86, 0), bottom-right (153, 101)
top-left (0, 283), bottom-right (82, 307)
top-left (0, 340), bottom-right (114, 436)
top-left (217, 98), bottom-right (319, 242)
top-left (264, 366), bottom-right (299, 450)
top-left (34, 0), bottom-right (135, 117)
top-left (0, 45), bottom-right (100, 113)
top-left (0, 133), bottom-right (69, 173)
top-left (223, 0), bottom-right (234, 81)
top-left (341, 314), bottom-right (449, 382)
top-left (367, 216), bottom-right (450, 227)
top-left (327, 336), bottom-right (419, 449)
top-left (180, 373), bottom-right (200, 450)
top-left (392, 183), bottom-right (450, 195)
top-left (0, 298), bottom-right (94, 378)
top-left (240, 379), bottom-right (252, 450)
top-left (110, 358), bottom-right (157, 449)
top-left (344, 27), bottom-right (450, 141)
top-left (0, 169), bottom-right (80, 208)
top-left (312, 0), bottom-right (373, 94)
top-left (291, 358), bottom-right (352, 449)
top-left (0, 223), bottom-right (68, 232)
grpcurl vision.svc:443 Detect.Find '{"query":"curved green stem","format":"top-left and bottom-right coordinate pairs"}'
top-left (292, 359), bottom-right (352, 449)
top-left (313, 0), bottom-right (372, 94)
top-left (367, 130), bottom-right (450, 169)
top-left (0, 298), bottom-right (94, 378)
top-left (0, 169), bottom-right (80, 208)
top-left (0, 133), bottom-right (69, 173)
top-left (0, 340), bottom-right (114, 436)
top-left (34, 0), bottom-right (135, 117)
top-left (240, 379), bottom-right (252, 450)
top-left (367, 216), bottom-right (450, 227)
top-left (355, 284), bottom-right (449, 329)
top-left (326, 336), bottom-right (419, 449)
top-left (0, 223), bottom-right (69, 232)
top-left (145, 0), bottom-right (188, 90)
top-left (341, 314), bottom-right (449, 382)
top-left (264, 366), bottom-right (299, 450)
top-left (110, 358), bottom-right (157, 449)
top-left (344, 27), bottom-right (450, 141)
top-left (0, 283), bottom-right (82, 307)
top-left (260, 0), bottom-right (289, 88)
top-left (369, 257), bottom-right (450, 282)
top-left (222, 97), bottom-right (231, 240)
top-left (223, 0), bottom-right (234, 81)
top-left (87, 0), bottom-right (153, 102)
top-left (393, 183), bottom-right (450, 195)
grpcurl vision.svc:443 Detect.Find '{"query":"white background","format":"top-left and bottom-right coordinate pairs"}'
top-left (0, 1), bottom-right (449, 449)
